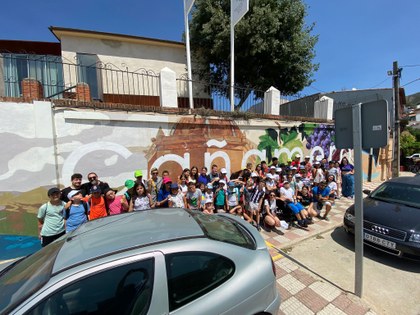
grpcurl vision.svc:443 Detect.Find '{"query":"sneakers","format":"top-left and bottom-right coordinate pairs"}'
top-left (305, 218), bottom-right (314, 225)
top-left (297, 220), bottom-right (308, 228)
top-left (322, 216), bottom-right (330, 221)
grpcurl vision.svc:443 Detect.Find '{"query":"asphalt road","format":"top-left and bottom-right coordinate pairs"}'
top-left (282, 226), bottom-right (420, 315)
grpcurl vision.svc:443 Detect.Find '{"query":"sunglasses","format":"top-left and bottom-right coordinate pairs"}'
top-left (152, 172), bottom-right (158, 175)
top-left (270, 194), bottom-right (276, 197)
top-left (88, 176), bottom-right (97, 181)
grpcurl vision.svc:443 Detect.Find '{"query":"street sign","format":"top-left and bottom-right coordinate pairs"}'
top-left (335, 100), bottom-right (389, 149)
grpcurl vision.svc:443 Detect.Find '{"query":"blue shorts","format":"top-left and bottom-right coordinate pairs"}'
top-left (287, 202), bottom-right (304, 214)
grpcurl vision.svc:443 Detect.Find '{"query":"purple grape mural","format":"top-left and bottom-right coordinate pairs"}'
top-left (303, 124), bottom-right (335, 158)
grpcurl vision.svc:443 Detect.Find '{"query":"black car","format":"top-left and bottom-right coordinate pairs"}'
top-left (343, 176), bottom-right (420, 260)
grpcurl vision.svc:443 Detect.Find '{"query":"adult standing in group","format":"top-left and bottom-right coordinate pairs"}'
top-left (197, 167), bottom-right (210, 185)
top-left (82, 172), bottom-right (110, 195)
top-left (147, 167), bottom-right (162, 204)
top-left (209, 164), bottom-right (220, 188)
top-left (61, 173), bottom-right (84, 203)
top-left (340, 157), bottom-right (354, 199)
top-left (37, 188), bottom-right (66, 247)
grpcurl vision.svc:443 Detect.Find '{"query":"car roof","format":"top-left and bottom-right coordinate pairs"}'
top-left (386, 176), bottom-right (420, 185)
top-left (53, 208), bottom-right (204, 273)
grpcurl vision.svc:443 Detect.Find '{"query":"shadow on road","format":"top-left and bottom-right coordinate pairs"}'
top-left (331, 227), bottom-right (420, 273)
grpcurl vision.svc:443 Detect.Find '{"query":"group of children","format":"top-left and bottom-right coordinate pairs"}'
top-left (37, 155), bottom-right (351, 247)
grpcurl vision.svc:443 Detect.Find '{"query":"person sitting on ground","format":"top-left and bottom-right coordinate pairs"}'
top-left (129, 182), bottom-right (154, 211)
top-left (104, 188), bottom-right (128, 216)
top-left (168, 183), bottom-right (186, 208)
top-left (327, 174), bottom-right (338, 202)
top-left (297, 185), bottom-right (317, 220)
top-left (85, 185), bottom-right (108, 220)
top-left (263, 192), bottom-right (281, 230)
top-left (312, 180), bottom-right (332, 220)
top-left (64, 190), bottom-right (89, 233)
top-left (186, 181), bottom-right (202, 211)
top-left (280, 181), bottom-right (310, 227)
top-left (37, 187), bottom-right (66, 247)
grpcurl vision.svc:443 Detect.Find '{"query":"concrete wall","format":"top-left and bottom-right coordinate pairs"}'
top-left (0, 100), bottom-right (382, 235)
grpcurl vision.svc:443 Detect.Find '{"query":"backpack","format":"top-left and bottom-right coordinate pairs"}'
top-left (65, 201), bottom-right (89, 220)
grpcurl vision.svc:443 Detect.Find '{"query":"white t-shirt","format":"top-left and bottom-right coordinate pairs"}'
top-left (280, 187), bottom-right (295, 201)
top-left (227, 188), bottom-right (239, 206)
top-left (169, 193), bottom-right (185, 208)
top-left (264, 199), bottom-right (277, 214)
top-left (328, 182), bottom-right (337, 194)
top-left (180, 183), bottom-right (188, 195)
top-left (314, 168), bottom-right (325, 183)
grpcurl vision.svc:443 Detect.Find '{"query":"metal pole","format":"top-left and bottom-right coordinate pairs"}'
top-left (230, 21), bottom-right (235, 112)
top-left (184, 1), bottom-right (194, 110)
top-left (352, 103), bottom-right (364, 297)
top-left (367, 148), bottom-right (373, 182)
top-left (392, 61), bottom-right (400, 177)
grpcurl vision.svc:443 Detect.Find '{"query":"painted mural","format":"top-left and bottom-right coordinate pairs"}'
top-left (0, 101), bottom-right (381, 236)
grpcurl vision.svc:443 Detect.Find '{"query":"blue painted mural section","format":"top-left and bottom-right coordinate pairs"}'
top-left (0, 235), bottom-right (41, 260)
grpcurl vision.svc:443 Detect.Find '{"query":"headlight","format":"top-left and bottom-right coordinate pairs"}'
top-left (409, 233), bottom-right (420, 243)
top-left (344, 212), bottom-right (355, 223)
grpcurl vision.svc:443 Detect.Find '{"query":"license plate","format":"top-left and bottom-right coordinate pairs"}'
top-left (364, 233), bottom-right (396, 250)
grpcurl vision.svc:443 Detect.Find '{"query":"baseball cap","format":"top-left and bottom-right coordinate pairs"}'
top-left (266, 173), bottom-right (273, 179)
top-left (47, 187), bottom-right (60, 196)
top-left (90, 185), bottom-right (101, 193)
top-left (170, 183), bottom-right (179, 189)
top-left (291, 166), bottom-right (297, 170)
top-left (134, 170), bottom-right (143, 177)
top-left (205, 198), bottom-right (213, 204)
top-left (299, 165), bottom-right (305, 169)
top-left (295, 174), bottom-right (302, 178)
top-left (163, 177), bottom-right (172, 184)
top-left (270, 166), bottom-right (276, 169)
top-left (219, 180), bottom-right (226, 186)
top-left (314, 161), bottom-right (321, 165)
top-left (221, 167), bottom-right (227, 174)
top-left (67, 190), bottom-right (80, 200)
top-left (305, 156), bottom-right (310, 159)
top-left (283, 180), bottom-right (289, 184)
top-left (276, 167), bottom-right (282, 172)
top-left (103, 188), bottom-right (117, 196)
top-left (125, 179), bottom-right (135, 189)
top-left (207, 183), bottom-right (213, 189)
top-left (295, 154), bottom-right (301, 158)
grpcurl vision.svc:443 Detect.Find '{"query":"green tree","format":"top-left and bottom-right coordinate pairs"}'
top-left (401, 130), bottom-right (419, 157)
top-left (189, 0), bottom-right (318, 109)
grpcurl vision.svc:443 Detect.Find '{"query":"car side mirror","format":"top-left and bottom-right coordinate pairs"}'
top-left (363, 189), bottom-right (371, 195)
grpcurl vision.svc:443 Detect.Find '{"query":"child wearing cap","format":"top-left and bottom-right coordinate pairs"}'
top-left (64, 190), bottom-right (89, 233)
top-left (227, 182), bottom-right (242, 216)
top-left (85, 185), bottom-right (108, 220)
top-left (168, 183), bottom-right (186, 208)
top-left (214, 180), bottom-right (228, 212)
top-left (203, 198), bottom-right (215, 214)
top-left (156, 177), bottom-right (172, 208)
top-left (37, 187), bottom-right (66, 247)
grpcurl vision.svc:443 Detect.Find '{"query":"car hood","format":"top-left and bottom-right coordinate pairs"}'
top-left (347, 197), bottom-right (420, 231)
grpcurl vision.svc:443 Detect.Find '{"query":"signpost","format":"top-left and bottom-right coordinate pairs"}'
top-left (184, 0), bottom-right (195, 110)
top-left (230, 0), bottom-right (249, 112)
top-left (335, 100), bottom-right (388, 297)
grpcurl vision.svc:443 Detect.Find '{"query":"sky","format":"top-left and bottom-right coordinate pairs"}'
top-left (1, 0), bottom-right (420, 97)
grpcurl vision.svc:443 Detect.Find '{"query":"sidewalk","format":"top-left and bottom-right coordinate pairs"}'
top-left (264, 172), bottom-right (415, 314)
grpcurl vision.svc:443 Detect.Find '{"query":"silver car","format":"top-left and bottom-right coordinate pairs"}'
top-left (0, 208), bottom-right (280, 315)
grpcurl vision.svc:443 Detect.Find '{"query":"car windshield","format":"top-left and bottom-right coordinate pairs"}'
top-left (370, 181), bottom-right (420, 208)
top-left (0, 238), bottom-right (65, 314)
top-left (189, 211), bottom-right (256, 249)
